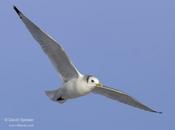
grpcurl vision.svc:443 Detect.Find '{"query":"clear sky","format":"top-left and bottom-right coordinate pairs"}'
top-left (1, 0), bottom-right (174, 130)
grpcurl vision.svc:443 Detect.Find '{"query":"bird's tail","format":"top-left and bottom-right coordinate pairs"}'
top-left (45, 89), bottom-right (65, 104)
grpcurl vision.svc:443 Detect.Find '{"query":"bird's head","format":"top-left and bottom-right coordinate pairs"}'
top-left (85, 75), bottom-right (102, 89)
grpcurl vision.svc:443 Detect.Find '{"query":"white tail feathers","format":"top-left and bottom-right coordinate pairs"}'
top-left (45, 90), bottom-right (57, 101)
top-left (45, 89), bottom-right (65, 104)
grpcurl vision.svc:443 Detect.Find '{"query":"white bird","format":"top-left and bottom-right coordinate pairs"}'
top-left (13, 6), bottom-right (161, 113)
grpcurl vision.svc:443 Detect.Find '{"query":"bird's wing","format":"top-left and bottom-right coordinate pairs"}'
top-left (13, 6), bottom-right (81, 82)
top-left (93, 85), bottom-right (161, 113)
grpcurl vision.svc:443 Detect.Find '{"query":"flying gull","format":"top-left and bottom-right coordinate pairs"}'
top-left (13, 6), bottom-right (161, 113)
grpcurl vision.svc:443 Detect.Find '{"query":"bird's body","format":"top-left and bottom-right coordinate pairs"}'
top-left (13, 6), bottom-right (161, 113)
top-left (47, 75), bottom-right (96, 102)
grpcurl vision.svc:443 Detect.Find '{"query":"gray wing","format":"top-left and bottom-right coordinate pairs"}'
top-left (93, 85), bottom-right (161, 113)
top-left (13, 6), bottom-right (81, 82)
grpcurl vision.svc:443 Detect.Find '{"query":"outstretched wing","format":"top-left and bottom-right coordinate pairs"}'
top-left (13, 6), bottom-right (81, 82)
top-left (93, 85), bottom-right (161, 113)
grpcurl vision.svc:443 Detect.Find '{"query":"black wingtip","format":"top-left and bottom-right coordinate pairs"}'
top-left (153, 111), bottom-right (163, 114)
top-left (13, 5), bottom-right (22, 18)
top-left (157, 111), bottom-right (163, 114)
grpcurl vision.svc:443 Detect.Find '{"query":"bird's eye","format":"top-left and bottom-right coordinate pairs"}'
top-left (91, 80), bottom-right (94, 83)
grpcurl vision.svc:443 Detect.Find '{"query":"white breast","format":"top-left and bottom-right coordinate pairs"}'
top-left (62, 77), bottom-right (92, 99)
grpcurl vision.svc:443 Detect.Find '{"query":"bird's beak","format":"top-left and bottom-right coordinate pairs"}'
top-left (96, 83), bottom-right (102, 87)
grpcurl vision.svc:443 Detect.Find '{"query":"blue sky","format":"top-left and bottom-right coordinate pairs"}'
top-left (1, 0), bottom-right (174, 129)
